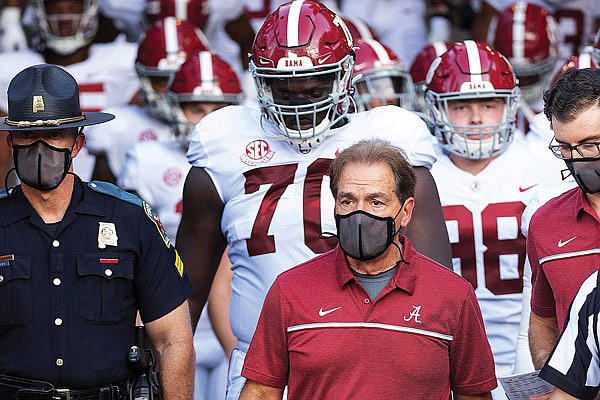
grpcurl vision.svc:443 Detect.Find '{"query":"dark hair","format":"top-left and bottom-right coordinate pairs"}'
top-left (329, 138), bottom-right (416, 203)
top-left (544, 68), bottom-right (600, 123)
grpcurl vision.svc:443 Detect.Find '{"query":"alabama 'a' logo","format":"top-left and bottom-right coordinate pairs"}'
top-left (403, 305), bottom-right (422, 323)
top-left (240, 139), bottom-right (275, 166)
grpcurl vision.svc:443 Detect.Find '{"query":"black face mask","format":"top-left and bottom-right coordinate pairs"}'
top-left (335, 208), bottom-right (402, 261)
top-left (13, 140), bottom-right (73, 191)
top-left (564, 158), bottom-right (600, 194)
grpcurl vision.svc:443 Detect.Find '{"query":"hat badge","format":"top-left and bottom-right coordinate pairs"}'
top-left (32, 96), bottom-right (44, 113)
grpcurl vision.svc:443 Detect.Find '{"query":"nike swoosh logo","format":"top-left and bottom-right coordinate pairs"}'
top-left (318, 54), bottom-right (332, 64)
top-left (519, 184), bottom-right (539, 192)
top-left (558, 237), bottom-right (577, 248)
top-left (318, 306), bottom-right (342, 317)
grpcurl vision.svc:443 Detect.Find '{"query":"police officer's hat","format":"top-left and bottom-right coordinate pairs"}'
top-left (0, 64), bottom-right (114, 131)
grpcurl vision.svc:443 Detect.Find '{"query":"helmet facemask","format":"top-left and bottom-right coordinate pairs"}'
top-left (354, 68), bottom-right (417, 111)
top-left (251, 54), bottom-right (354, 152)
top-left (33, 0), bottom-right (99, 55)
top-left (426, 89), bottom-right (520, 159)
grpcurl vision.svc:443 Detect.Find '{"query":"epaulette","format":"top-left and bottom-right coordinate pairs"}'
top-left (87, 181), bottom-right (143, 207)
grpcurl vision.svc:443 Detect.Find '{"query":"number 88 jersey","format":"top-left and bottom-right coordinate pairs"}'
top-left (430, 138), bottom-right (560, 378)
top-left (187, 105), bottom-right (436, 350)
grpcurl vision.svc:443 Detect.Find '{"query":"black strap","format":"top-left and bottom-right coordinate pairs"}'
top-left (0, 375), bottom-right (128, 400)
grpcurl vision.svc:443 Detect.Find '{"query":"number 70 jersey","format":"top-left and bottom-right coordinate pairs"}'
top-left (187, 105), bottom-right (436, 349)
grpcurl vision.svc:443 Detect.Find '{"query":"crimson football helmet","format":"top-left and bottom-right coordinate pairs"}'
top-left (31, 0), bottom-right (99, 55)
top-left (341, 16), bottom-right (378, 42)
top-left (146, 0), bottom-right (209, 29)
top-left (593, 29), bottom-right (600, 67)
top-left (425, 40), bottom-right (520, 159)
top-left (250, 0), bottom-right (355, 152)
top-left (551, 47), bottom-right (598, 87)
top-left (488, 1), bottom-right (558, 105)
top-left (352, 39), bottom-right (416, 111)
top-left (136, 17), bottom-right (209, 121)
top-left (167, 51), bottom-right (243, 142)
top-left (409, 41), bottom-right (451, 112)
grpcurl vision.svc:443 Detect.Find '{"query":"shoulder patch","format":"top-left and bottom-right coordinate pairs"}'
top-left (87, 181), bottom-right (143, 207)
top-left (143, 201), bottom-right (171, 248)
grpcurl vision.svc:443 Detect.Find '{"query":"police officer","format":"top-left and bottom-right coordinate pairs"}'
top-left (0, 64), bottom-right (195, 400)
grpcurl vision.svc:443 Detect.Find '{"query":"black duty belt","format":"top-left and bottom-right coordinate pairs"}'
top-left (0, 375), bottom-right (129, 400)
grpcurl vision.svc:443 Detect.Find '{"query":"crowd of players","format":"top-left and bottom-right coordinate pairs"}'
top-left (0, 0), bottom-right (599, 399)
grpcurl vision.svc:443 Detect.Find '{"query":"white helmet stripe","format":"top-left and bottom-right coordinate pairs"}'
top-left (287, 0), bottom-right (305, 47)
top-left (365, 39), bottom-right (390, 62)
top-left (580, 52), bottom-right (592, 68)
top-left (175, 0), bottom-right (188, 21)
top-left (351, 18), bottom-right (374, 40)
top-left (432, 41), bottom-right (448, 57)
top-left (200, 51), bottom-right (215, 87)
top-left (165, 17), bottom-right (179, 59)
top-left (465, 40), bottom-right (483, 82)
top-left (512, 1), bottom-right (527, 60)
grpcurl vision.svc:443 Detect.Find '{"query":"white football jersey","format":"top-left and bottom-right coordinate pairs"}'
top-left (85, 105), bottom-right (174, 179)
top-left (430, 139), bottom-right (561, 380)
top-left (0, 40), bottom-right (139, 180)
top-left (340, 0), bottom-right (427, 65)
top-left (187, 105), bottom-right (436, 350)
top-left (483, 0), bottom-right (600, 60)
top-left (119, 140), bottom-right (225, 396)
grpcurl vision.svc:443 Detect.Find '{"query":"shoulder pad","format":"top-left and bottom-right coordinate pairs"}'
top-left (87, 181), bottom-right (143, 207)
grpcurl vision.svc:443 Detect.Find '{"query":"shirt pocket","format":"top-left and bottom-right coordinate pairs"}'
top-left (0, 256), bottom-right (32, 326)
top-left (76, 253), bottom-right (135, 323)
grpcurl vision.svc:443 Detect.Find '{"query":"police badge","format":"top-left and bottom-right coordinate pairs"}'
top-left (98, 222), bottom-right (118, 249)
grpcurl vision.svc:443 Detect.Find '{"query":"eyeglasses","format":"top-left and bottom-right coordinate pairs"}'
top-left (548, 139), bottom-right (600, 159)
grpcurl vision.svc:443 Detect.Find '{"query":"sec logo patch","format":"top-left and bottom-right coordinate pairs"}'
top-left (163, 167), bottom-right (183, 186)
top-left (240, 139), bottom-right (275, 166)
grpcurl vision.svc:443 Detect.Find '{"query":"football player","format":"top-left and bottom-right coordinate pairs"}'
top-left (119, 50), bottom-right (242, 400)
top-left (472, 0), bottom-right (600, 61)
top-left (0, 0), bottom-right (139, 183)
top-left (84, 17), bottom-right (207, 184)
top-left (338, 0), bottom-right (452, 65)
top-left (488, 1), bottom-right (559, 133)
top-left (409, 41), bottom-right (451, 114)
top-left (425, 40), bottom-right (561, 398)
top-left (176, 1), bottom-right (451, 399)
top-left (352, 38), bottom-right (417, 112)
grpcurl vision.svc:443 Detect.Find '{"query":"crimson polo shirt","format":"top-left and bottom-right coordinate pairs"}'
top-left (241, 237), bottom-right (497, 400)
top-left (528, 187), bottom-right (600, 329)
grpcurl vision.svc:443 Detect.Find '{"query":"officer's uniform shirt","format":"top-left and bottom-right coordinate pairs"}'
top-left (0, 177), bottom-right (193, 388)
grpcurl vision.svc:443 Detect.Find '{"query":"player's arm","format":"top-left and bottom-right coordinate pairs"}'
top-left (407, 166), bottom-right (453, 269)
top-left (224, 12), bottom-right (255, 70)
top-left (145, 301), bottom-right (195, 400)
top-left (239, 380), bottom-right (284, 400)
top-left (207, 250), bottom-right (237, 358)
top-left (470, 1), bottom-right (498, 42)
top-left (176, 166), bottom-right (226, 330)
top-left (529, 311), bottom-right (559, 370)
top-left (91, 153), bottom-right (117, 184)
top-left (454, 394), bottom-right (493, 400)
top-left (547, 388), bottom-right (580, 400)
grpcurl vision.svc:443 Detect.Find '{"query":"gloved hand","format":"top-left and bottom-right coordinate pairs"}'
top-left (0, 7), bottom-right (27, 51)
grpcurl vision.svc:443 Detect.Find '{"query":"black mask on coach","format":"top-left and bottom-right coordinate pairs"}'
top-left (334, 207), bottom-right (403, 262)
top-left (564, 158), bottom-right (600, 194)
